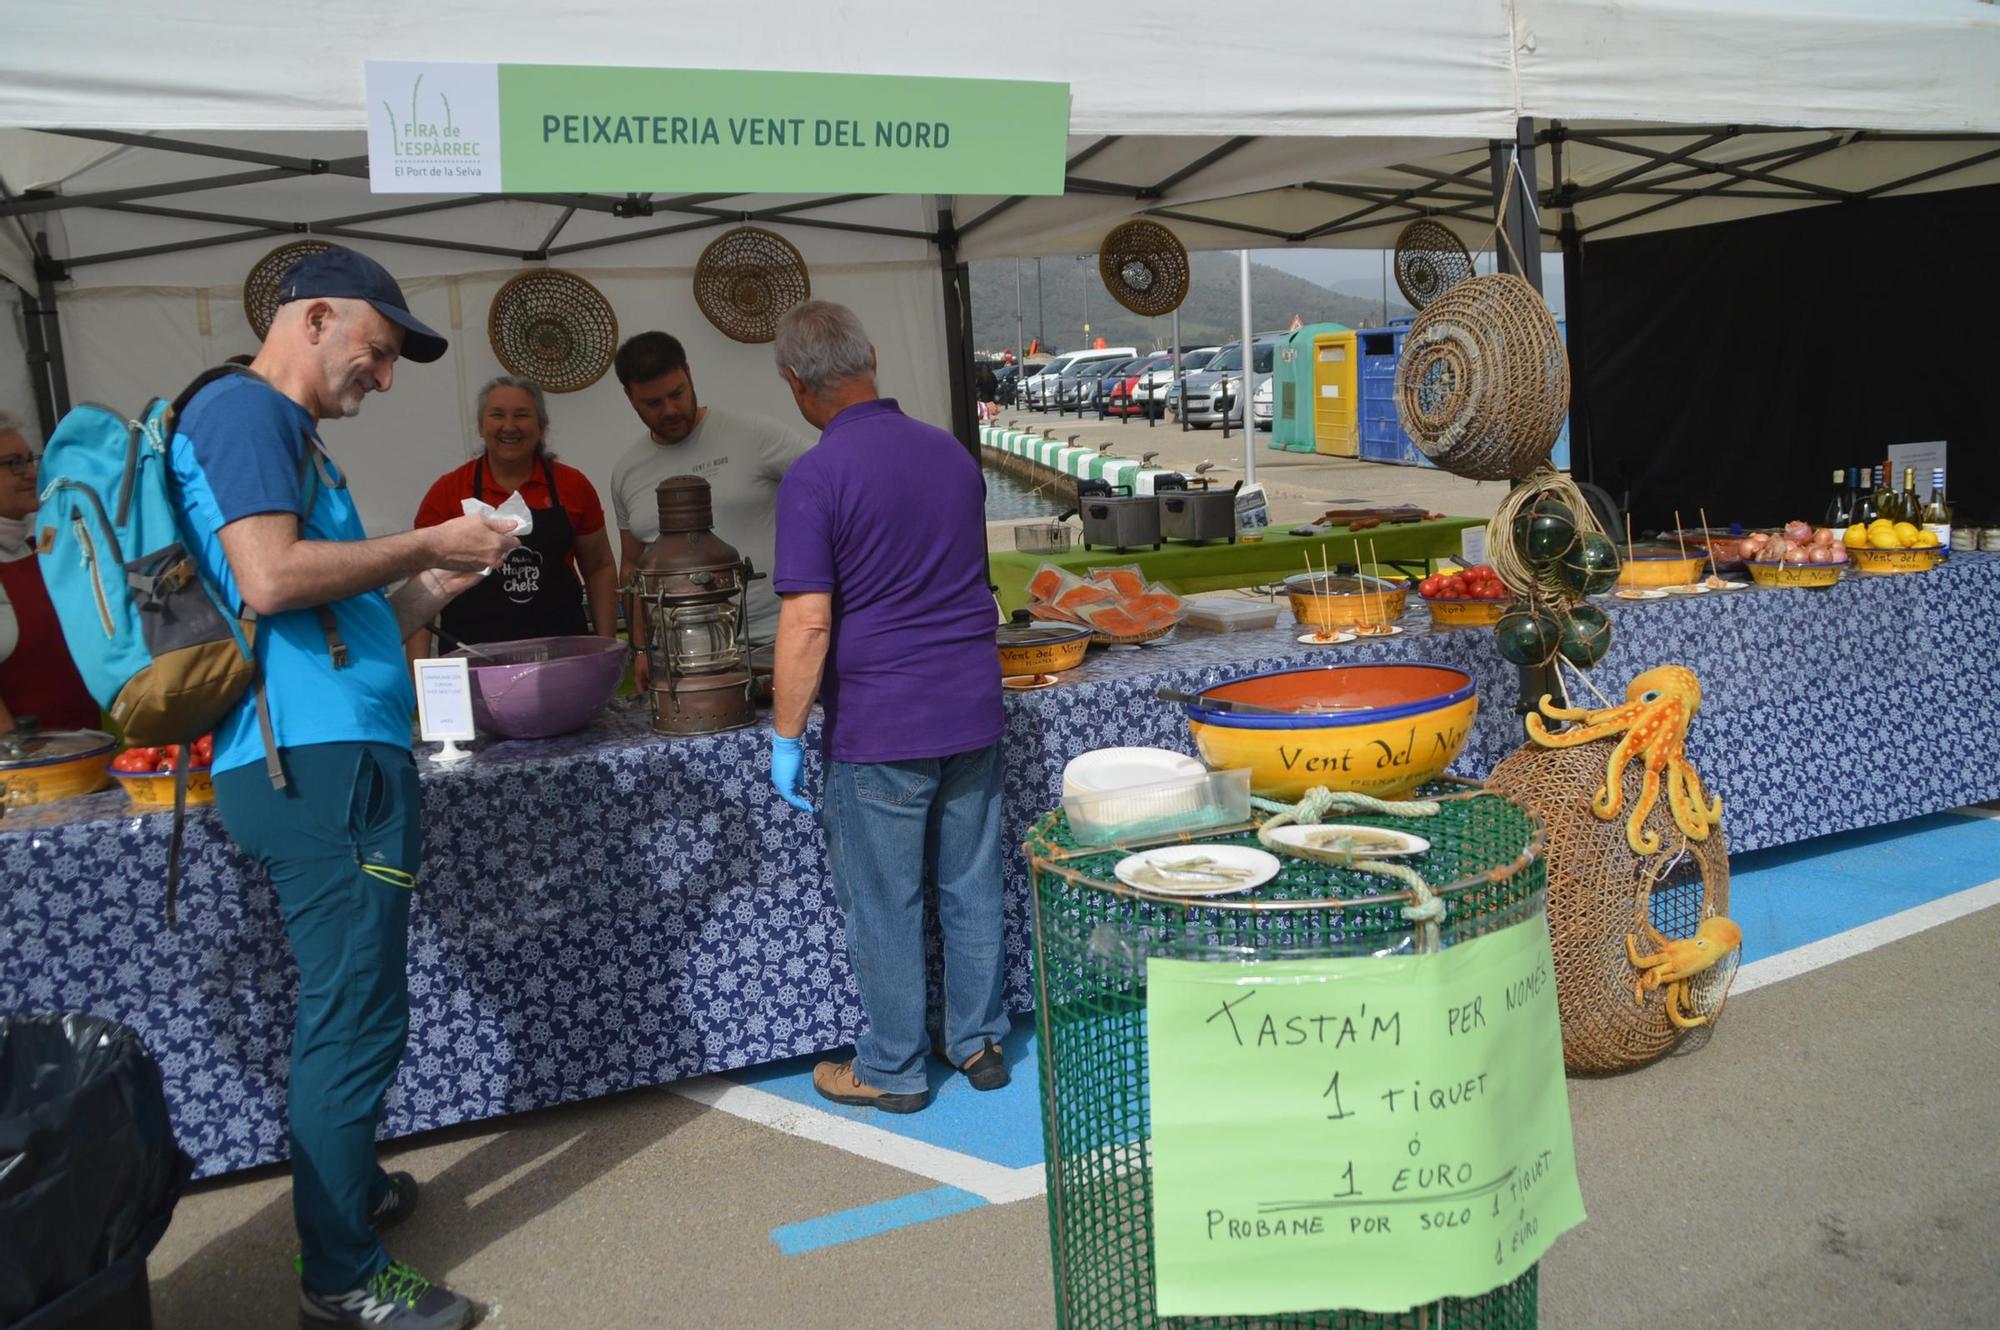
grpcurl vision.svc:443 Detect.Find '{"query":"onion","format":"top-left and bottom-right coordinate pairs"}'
top-left (1812, 527), bottom-right (1836, 546)
top-left (1783, 520), bottom-right (1812, 541)
top-left (1827, 543), bottom-right (1850, 564)
top-left (1808, 546), bottom-right (1832, 564)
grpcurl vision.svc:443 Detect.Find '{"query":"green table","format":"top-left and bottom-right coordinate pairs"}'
top-left (989, 516), bottom-right (1483, 613)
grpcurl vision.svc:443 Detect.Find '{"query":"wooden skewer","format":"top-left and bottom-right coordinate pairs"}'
top-left (1698, 506), bottom-right (1719, 579)
top-left (1319, 544), bottom-right (1337, 639)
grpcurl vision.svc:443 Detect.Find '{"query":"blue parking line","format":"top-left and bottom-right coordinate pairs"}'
top-left (770, 1185), bottom-right (989, 1256)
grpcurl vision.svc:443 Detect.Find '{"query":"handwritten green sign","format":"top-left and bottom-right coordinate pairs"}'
top-left (1145, 917), bottom-right (1586, 1317)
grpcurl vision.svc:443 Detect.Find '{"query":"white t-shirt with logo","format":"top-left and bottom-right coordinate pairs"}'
top-left (610, 406), bottom-right (813, 644)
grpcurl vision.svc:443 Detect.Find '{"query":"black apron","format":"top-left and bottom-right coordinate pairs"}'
top-left (436, 457), bottom-right (589, 650)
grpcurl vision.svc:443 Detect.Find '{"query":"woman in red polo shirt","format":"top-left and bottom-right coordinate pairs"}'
top-left (0, 417), bottom-right (100, 735)
top-left (410, 377), bottom-right (618, 653)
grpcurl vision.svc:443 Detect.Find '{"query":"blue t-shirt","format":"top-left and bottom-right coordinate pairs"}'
top-left (171, 375), bottom-right (414, 775)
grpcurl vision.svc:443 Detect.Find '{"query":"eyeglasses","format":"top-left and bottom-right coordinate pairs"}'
top-left (0, 456), bottom-right (38, 475)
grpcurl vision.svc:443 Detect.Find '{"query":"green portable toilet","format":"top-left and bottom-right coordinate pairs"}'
top-left (1270, 322), bottom-right (1349, 453)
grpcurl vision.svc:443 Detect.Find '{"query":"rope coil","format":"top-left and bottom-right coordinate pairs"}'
top-left (1254, 787), bottom-right (1449, 951)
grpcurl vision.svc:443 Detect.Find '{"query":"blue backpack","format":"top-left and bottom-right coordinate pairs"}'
top-left (36, 365), bottom-right (344, 920)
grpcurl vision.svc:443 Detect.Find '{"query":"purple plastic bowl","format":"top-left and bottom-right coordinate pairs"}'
top-left (448, 635), bottom-right (625, 739)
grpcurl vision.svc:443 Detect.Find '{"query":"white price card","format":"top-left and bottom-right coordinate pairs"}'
top-left (414, 657), bottom-right (476, 742)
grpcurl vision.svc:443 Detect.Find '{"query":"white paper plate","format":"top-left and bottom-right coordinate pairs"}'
top-left (1062, 747), bottom-right (1206, 799)
top-left (1263, 823), bottom-right (1431, 859)
top-left (1349, 624), bottom-right (1404, 637)
top-left (1614, 588), bottom-right (1670, 600)
top-left (1295, 631), bottom-right (1357, 645)
top-left (1113, 845), bottom-right (1280, 897)
top-left (1661, 582), bottom-right (1711, 595)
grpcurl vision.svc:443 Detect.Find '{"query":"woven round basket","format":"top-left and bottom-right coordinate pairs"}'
top-left (1097, 220), bottom-right (1190, 318)
top-left (242, 239), bottom-right (337, 340)
top-left (1394, 271), bottom-right (1571, 482)
top-left (1393, 218), bottom-right (1474, 310)
top-left (486, 270), bottom-right (619, 393)
top-left (1486, 738), bottom-right (1734, 1073)
top-left (693, 227), bottom-right (810, 344)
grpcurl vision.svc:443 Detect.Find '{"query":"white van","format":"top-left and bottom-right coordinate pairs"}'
top-left (1022, 347), bottom-right (1138, 410)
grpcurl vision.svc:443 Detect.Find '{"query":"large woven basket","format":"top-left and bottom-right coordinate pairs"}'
top-left (693, 226), bottom-right (811, 344)
top-left (1486, 738), bottom-right (1735, 1072)
top-left (487, 269), bottom-right (619, 393)
top-left (242, 239), bottom-right (336, 340)
top-left (1097, 220), bottom-right (1191, 317)
top-left (1394, 271), bottom-right (1570, 482)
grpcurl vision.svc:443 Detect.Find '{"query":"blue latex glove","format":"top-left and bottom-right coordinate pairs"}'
top-left (770, 733), bottom-right (815, 813)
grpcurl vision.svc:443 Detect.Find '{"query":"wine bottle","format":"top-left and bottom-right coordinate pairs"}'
top-left (1900, 467), bottom-right (1921, 527)
top-left (1824, 469), bottom-right (1851, 527)
top-left (1873, 464), bottom-right (1900, 523)
top-left (1922, 467), bottom-right (1952, 549)
top-left (1851, 467), bottom-right (1877, 525)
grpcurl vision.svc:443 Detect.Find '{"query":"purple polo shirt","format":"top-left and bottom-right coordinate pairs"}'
top-left (773, 398), bottom-right (1003, 764)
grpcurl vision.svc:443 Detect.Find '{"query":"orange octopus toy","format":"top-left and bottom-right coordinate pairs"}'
top-left (1625, 916), bottom-right (1743, 1028)
top-left (1525, 664), bottom-right (1723, 856)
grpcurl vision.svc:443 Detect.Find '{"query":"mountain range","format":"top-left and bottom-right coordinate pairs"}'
top-left (970, 251), bottom-right (1414, 357)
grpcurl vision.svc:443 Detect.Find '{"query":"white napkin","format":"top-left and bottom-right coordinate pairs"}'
top-left (461, 492), bottom-right (533, 575)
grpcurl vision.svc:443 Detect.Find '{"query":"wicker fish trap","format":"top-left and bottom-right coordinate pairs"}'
top-left (242, 239), bottom-right (337, 340)
top-left (693, 226), bottom-right (810, 344)
top-left (1486, 739), bottom-right (1734, 1073)
top-left (1394, 272), bottom-right (1570, 483)
top-left (1098, 220), bottom-right (1191, 317)
top-left (1393, 219), bottom-right (1474, 310)
top-left (487, 269), bottom-right (619, 393)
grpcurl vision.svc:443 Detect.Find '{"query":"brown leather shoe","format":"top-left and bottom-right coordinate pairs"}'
top-left (812, 1059), bottom-right (930, 1114)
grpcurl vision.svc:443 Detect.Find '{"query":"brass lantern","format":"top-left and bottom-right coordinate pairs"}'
top-left (629, 475), bottom-right (760, 736)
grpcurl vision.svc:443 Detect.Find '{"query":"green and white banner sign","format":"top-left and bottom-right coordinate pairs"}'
top-left (364, 61), bottom-right (1070, 195)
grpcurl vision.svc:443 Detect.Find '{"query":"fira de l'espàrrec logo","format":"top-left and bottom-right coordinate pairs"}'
top-left (382, 74), bottom-right (482, 178)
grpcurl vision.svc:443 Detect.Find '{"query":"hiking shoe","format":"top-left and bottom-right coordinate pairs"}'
top-left (957, 1040), bottom-right (1011, 1091)
top-left (300, 1261), bottom-right (473, 1330)
top-left (369, 1171), bottom-right (419, 1232)
top-left (812, 1059), bottom-right (930, 1114)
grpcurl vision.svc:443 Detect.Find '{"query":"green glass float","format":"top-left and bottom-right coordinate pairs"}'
top-left (1559, 532), bottom-right (1621, 597)
top-left (1557, 602), bottom-right (1614, 667)
top-left (1513, 498), bottom-right (1578, 566)
top-left (1494, 606), bottom-right (1562, 666)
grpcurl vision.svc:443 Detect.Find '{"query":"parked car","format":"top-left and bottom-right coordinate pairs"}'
top-left (995, 361), bottom-right (1043, 406)
top-left (1253, 376), bottom-right (1274, 430)
top-left (1103, 352), bottom-right (1177, 417)
top-left (1018, 352), bottom-right (1084, 410)
top-left (1076, 356), bottom-right (1146, 410)
top-left (1138, 347), bottom-right (1218, 419)
top-left (1040, 347), bottom-right (1138, 409)
top-left (1176, 335), bottom-right (1282, 428)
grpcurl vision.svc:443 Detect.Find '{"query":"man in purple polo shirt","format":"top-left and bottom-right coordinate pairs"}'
top-left (767, 300), bottom-right (1009, 1114)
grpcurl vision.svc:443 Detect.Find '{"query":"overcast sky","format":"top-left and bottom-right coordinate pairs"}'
top-left (1249, 247), bottom-right (1567, 317)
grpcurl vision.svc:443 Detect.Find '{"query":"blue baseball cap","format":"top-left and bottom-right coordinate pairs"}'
top-left (278, 245), bottom-right (449, 363)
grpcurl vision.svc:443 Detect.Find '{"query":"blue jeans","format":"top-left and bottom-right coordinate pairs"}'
top-left (821, 743), bottom-right (1008, 1094)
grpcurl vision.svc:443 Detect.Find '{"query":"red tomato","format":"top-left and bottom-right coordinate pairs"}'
top-left (155, 746), bottom-right (183, 773)
top-left (111, 749), bottom-right (159, 773)
top-left (1420, 575), bottom-right (1443, 598)
top-left (191, 735), bottom-right (214, 767)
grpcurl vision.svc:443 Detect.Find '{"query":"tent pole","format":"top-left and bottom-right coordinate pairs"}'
top-left (935, 203), bottom-right (976, 456)
top-left (14, 279), bottom-right (57, 442)
top-left (33, 236), bottom-right (71, 420)
top-left (1239, 249), bottom-right (1254, 487)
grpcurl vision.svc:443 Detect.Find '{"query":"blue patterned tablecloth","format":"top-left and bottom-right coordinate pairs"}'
top-left (7, 556), bottom-right (1999, 1177)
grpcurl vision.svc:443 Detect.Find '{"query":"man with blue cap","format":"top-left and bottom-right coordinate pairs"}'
top-left (171, 245), bottom-right (513, 1329)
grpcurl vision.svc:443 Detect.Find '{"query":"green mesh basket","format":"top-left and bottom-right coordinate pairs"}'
top-left (1026, 778), bottom-right (1546, 1329)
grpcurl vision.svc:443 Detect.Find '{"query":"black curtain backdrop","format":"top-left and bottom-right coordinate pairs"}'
top-left (1568, 183), bottom-right (2000, 533)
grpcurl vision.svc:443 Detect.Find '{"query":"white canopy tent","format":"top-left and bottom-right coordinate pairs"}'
top-left (2, 0), bottom-right (1997, 529)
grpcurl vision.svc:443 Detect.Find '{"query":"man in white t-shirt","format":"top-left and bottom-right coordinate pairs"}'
top-left (610, 332), bottom-right (812, 685)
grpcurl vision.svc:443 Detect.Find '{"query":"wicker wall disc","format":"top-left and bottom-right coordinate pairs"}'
top-left (1486, 738), bottom-right (1734, 1073)
top-left (693, 227), bottom-right (810, 345)
top-left (1393, 218), bottom-right (1474, 310)
top-left (487, 270), bottom-right (619, 393)
top-left (1097, 220), bottom-right (1190, 317)
top-left (1393, 271), bottom-right (1571, 482)
top-left (243, 239), bottom-right (337, 340)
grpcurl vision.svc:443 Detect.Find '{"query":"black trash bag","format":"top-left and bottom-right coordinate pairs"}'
top-left (0, 1013), bottom-right (191, 1327)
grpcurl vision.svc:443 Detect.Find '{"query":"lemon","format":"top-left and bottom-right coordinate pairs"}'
top-left (1868, 517), bottom-right (1895, 533)
top-left (1912, 529), bottom-right (1940, 548)
top-left (1843, 524), bottom-right (1869, 548)
top-left (1893, 521), bottom-right (1921, 544)
top-left (1869, 528), bottom-right (1903, 550)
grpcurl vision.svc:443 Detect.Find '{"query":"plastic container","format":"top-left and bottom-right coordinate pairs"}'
top-left (1061, 768), bottom-right (1252, 847)
top-left (1180, 597), bottom-right (1280, 633)
top-left (449, 635), bottom-right (625, 739)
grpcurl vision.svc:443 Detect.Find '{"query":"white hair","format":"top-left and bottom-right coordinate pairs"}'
top-left (772, 301), bottom-right (875, 393)
top-left (0, 411), bottom-right (28, 446)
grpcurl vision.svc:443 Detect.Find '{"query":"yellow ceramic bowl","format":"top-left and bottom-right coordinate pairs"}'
top-left (996, 621), bottom-right (1094, 676)
top-left (0, 730), bottom-right (116, 807)
top-left (1284, 574), bottom-right (1408, 632)
top-left (1848, 547), bottom-right (1943, 575)
top-left (1182, 663), bottom-right (1478, 801)
top-left (1746, 561), bottom-right (1842, 589)
top-left (1422, 597), bottom-right (1508, 627)
top-left (112, 767), bottom-right (216, 811)
top-left (1617, 550), bottom-right (1705, 589)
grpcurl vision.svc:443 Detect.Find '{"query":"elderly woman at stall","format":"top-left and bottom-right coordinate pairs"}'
top-left (0, 415), bottom-right (100, 735)
top-left (410, 376), bottom-right (617, 654)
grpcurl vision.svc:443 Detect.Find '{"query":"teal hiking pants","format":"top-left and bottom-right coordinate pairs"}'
top-left (214, 742), bottom-right (421, 1294)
